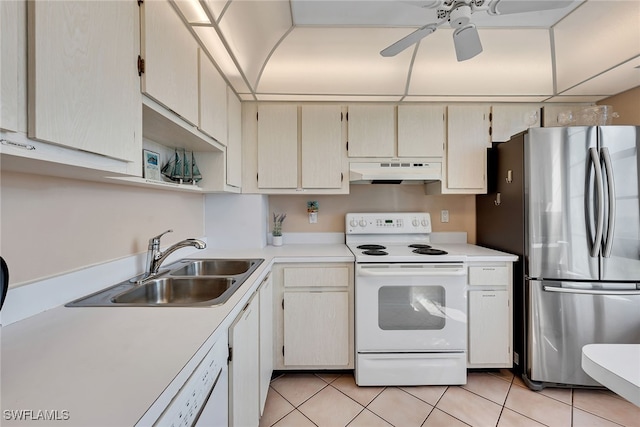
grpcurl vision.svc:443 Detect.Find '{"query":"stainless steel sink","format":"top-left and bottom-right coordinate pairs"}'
top-left (66, 258), bottom-right (264, 307)
top-left (112, 277), bottom-right (236, 305)
top-left (170, 259), bottom-right (261, 276)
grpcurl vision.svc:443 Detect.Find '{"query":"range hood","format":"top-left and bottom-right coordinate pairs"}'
top-left (349, 161), bottom-right (442, 184)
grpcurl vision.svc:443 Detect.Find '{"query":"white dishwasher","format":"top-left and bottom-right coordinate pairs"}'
top-left (136, 334), bottom-right (228, 427)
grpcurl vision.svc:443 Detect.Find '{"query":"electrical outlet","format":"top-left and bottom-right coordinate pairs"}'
top-left (441, 210), bottom-right (449, 223)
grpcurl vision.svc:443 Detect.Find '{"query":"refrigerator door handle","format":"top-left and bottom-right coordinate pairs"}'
top-left (601, 147), bottom-right (616, 258)
top-left (543, 286), bottom-right (640, 296)
top-left (588, 148), bottom-right (605, 258)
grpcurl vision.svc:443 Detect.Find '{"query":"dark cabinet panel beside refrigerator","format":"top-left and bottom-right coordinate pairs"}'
top-left (477, 126), bottom-right (640, 390)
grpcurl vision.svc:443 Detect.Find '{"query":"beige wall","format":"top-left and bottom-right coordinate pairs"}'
top-left (269, 185), bottom-right (476, 242)
top-left (1, 172), bottom-right (204, 287)
top-left (598, 86), bottom-right (640, 125)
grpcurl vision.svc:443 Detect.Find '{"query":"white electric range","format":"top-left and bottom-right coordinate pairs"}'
top-left (346, 212), bottom-right (468, 386)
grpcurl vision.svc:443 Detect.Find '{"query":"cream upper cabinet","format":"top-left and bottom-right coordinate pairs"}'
top-left (198, 49), bottom-right (227, 144)
top-left (27, 0), bottom-right (141, 163)
top-left (257, 104), bottom-right (298, 189)
top-left (140, 0), bottom-right (198, 126)
top-left (1, 0), bottom-right (20, 132)
top-left (347, 105), bottom-right (395, 157)
top-left (492, 104), bottom-right (540, 142)
top-left (397, 105), bottom-right (445, 157)
top-left (441, 105), bottom-right (491, 194)
top-left (226, 88), bottom-right (242, 189)
top-left (301, 105), bottom-right (344, 189)
top-left (244, 103), bottom-right (348, 194)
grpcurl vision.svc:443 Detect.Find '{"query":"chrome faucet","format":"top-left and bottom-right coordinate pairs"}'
top-left (135, 230), bottom-right (206, 283)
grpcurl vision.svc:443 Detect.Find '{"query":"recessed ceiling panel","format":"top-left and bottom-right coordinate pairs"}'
top-left (257, 27), bottom-right (414, 95)
top-left (560, 57), bottom-right (640, 96)
top-left (554, 0), bottom-right (640, 93)
top-left (290, 0), bottom-right (582, 27)
top-left (218, 0), bottom-right (292, 88)
top-left (403, 95), bottom-right (549, 102)
top-left (409, 28), bottom-right (553, 95)
top-left (256, 94), bottom-right (404, 102)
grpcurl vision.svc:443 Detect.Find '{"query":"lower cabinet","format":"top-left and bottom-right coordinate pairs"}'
top-left (467, 262), bottom-right (513, 368)
top-left (274, 263), bottom-right (354, 370)
top-left (258, 272), bottom-right (273, 415)
top-left (228, 272), bottom-right (274, 427)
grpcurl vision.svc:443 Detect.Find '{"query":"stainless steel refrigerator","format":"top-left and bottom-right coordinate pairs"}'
top-left (477, 126), bottom-right (640, 389)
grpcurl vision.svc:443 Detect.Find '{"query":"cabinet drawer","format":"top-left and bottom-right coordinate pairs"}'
top-left (284, 267), bottom-right (349, 288)
top-left (469, 266), bottom-right (509, 286)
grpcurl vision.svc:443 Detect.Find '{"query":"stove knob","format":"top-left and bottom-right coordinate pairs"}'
top-left (350, 219), bottom-right (358, 227)
top-left (421, 219), bottom-right (428, 227)
top-left (359, 219), bottom-right (367, 227)
top-left (412, 219), bottom-right (419, 227)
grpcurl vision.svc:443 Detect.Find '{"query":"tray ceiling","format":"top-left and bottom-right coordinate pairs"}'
top-left (175, 0), bottom-right (640, 102)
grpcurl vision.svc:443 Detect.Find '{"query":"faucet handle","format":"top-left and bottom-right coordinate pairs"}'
top-left (149, 229), bottom-right (173, 248)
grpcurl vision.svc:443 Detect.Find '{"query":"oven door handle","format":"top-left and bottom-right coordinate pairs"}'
top-left (357, 264), bottom-right (466, 277)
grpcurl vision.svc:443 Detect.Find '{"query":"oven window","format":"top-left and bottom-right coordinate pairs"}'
top-left (378, 286), bottom-right (446, 330)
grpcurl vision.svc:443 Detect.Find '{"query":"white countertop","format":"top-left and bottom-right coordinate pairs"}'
top-left (582, 344), bottom-right (640, 407)
top-left (0, 242), bottom-right (514, 425)
top-left (0, 244), bottom-right (352, 426)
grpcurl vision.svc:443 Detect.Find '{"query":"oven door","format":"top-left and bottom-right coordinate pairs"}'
top-left (356, 263), bottom-right (467, 352)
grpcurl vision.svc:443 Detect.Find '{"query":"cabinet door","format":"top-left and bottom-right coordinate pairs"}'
top-left (397, 105), bottom-right (445, 157)
top-left (446, 105), bottom-right (490, 191)
top-left (27, 0), bottom-right (141, 162)
top-left (468, 290), bottom-right (510, 365)
top-left (226, 88), bottom-right (242, 188)
top-left (301, 105), bottom-right (344, 188)
top-left (141, 0), bottom-right (198, 126)
top-left (492, 104), bottom-right (540, 142)
top-left (284, 291), bottom-right (349, 366)
top-left (259, 274), bottom-right (273, 415)
top-left (198, 49), bottom-right (227, 144)
top-left (229, 293), bottom-right (260, 427)
top-left (257, 104), bottom-right (298, 189)
top-left (1, 0), bottom-right (20, 132)
top-left (347, 105), bottom-right (395, 157)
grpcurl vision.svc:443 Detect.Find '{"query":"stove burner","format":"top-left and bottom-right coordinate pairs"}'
top-left (357, 244), bottom-right (386, 250)
top-left (408, 244), bottom-right (432, 249)
top-left (363, 250), bottom-right (388, 256)
top-left (412, 248), bottom-right (448, 255)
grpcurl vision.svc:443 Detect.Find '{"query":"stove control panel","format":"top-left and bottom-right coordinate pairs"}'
top-left (346, 213), bottom-right (432, 234)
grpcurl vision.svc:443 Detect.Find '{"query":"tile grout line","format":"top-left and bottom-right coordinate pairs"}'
top-left (265, 387), bottom-right (297, 427)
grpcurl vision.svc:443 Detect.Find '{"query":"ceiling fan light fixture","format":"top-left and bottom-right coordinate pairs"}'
top-left (453, 24), bottom-right (483, 61)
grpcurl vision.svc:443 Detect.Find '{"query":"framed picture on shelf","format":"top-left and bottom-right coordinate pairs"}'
top-left (143, 149), bottom-right (161, 181)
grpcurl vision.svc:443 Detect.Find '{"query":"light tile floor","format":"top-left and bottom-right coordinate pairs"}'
top-left (259, 370), bottom-right (640, 427)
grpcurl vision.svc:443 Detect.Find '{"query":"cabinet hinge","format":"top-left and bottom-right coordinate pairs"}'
top-left (346, 112), bottom-right (349, 121)
top-left (346, 141), bottom-right (349, 151)
top-left (137, 0), bottom-right (143, 6)
top-left (228, 346), bottom-right (233, 363)
top-left (256, 112), bottom-right (259, 121)
top-left (341, 173), bottom-right (343, 182)
top-left (489, 126), bottom-right (492, 136)
top-left (489, 112), bottom-right (493, 122)
top-left (282, 299), bottom-right (284, 310)
top-left (137, 55), bottom-right (145, 76)
top-left (340, 112), bottom-right (344, 121)
top-left (256, 173), bottom-right (259, 182)
top-left (282, 346), bottom-right (285, 356)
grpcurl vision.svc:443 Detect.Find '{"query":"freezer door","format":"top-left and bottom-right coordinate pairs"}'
top-left (599, 126), bottom-right (640, 281)
top-left (527, 280), bottom-right (640, 387)
top-left (526, 127), bottom-right (599, 280)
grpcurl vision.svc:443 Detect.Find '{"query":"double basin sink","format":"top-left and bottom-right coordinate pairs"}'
top-left (67, 258), bottom-right (263, 307)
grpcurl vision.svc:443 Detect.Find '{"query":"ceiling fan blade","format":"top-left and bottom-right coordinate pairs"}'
top-left (380, 22), bottom-right (439, 57)
top-left (453, 24), bottom-right (482, 61)
top-left (487, 0), bottom-right (574, 15)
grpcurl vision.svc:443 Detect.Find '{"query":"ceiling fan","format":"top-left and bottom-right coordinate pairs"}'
top-left (381, 0), bottom-right (574, 61)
